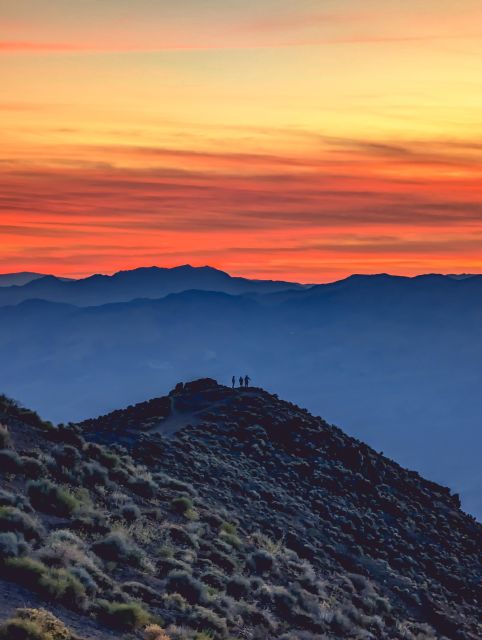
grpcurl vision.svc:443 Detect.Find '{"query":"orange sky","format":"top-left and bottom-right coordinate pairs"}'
top-left (1, 0), bottom-right (482, 281)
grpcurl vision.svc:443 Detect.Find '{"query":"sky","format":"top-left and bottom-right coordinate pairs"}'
top-left (1, 0), bottom-right (482, 282)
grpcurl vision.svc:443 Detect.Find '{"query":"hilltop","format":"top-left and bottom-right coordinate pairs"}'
top-left (0, 380), bottom-right (480, 640)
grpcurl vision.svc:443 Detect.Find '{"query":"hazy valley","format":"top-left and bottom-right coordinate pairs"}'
top-left (0, 267), bottom-right (481, 518)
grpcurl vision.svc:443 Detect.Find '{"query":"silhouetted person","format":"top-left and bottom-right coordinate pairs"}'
top-left (231, 376), bottom-right (235, 389)
top-left (239, 376), bottom-right (244, 388)
top-left (244, 375), bottom-right (251, 388)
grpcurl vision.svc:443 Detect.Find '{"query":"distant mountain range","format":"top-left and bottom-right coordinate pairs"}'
top-left (0, 272), bottom-right (74, 287)
top-left (0, 265), bottom-right (304, 307)
top-left (0, 272), bottom-right (53, 287)
top-left (0, 266), bottom-right (481, 519)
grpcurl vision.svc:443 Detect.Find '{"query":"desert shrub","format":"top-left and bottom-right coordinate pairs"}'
top-left (248, 549), bottom-right (274, 574)
top-left (155, 472), bottom-right (196, 495)
top-left (220, 521), bottom-right (237, 535)
top-left (52, 444), bottom-right (81, 468)
top-left (21, 456), bottom-right (44, 479)
top-left (219, 531), bottom-right (241, 549)
top-left (203, 512), bottom-right (224, 529)
top-left (51, 529), bottom-right (86, 547)
top-left (262, 585), bottom-right (296, 615)
top-left (0, 489), bottom-right (21, 507)
top-left (4, 556), bottom-right (46, 585)
top-left (294, 562), bottom-right (320, 595)
top-left (39, 567), bottom-right (87, 609)
top-left (226, 575), bottom-right (250, 599)
top-left (165, 570), bottom-right (207, 605)
top-left (171, 496), bottom-right (194, 517)
top-left (92, 531), bottom-right (143, 567)
top-left (0, 449), bottom-right (23, 474)
top-left (0, 532), bottom-right (29, 558)
top-left (144, 624), bottom-right (171, 640)
top-left (157, 556), bottom-right (191, 576)
top-left (187, 606), bottom-right (227, 636)
top-left (42, 454), bottom-right (58, 475)
top-left (27, 480), bottom-right (79, 517)
top-left (84, 442), bottom-right (120, 469)
top-left (55, 443), bottom-right (81, 464)
top-left (160, 592), bottom-right (189, 616)
top-left (347, 573), bottom-right (370, 592)
top-left (42, 531), bottom-right (106, 591)
top-left (4, 557), bottom-right (87, 609)
top-left (38, 529), bottom-right (96, 574)
top-left (129, 476), bottom-right (158, 498)
top-left (97, 600), bottom-right (150, 630)
top-left (0, 424), bottom-right (11, 449)
top-left (54, 425), bottom-right (84, 448)
top-left (200, 571), bottom-right (226, 590)
top-left (71, 509), bottom-right (109, 534)
top-left (84, 442), bottom-right (103, 457)
top-left (218, 522), bottom-right (241, 548)
top-left (121, 502), bottom-right (141, 522)
top-left (20, 410), bottom-right (52, 431)
top-left (109, 466), bottom-right (130, 484)
top-left (80, 462), bottom-right (109, 488)
top-left (97, 450), bottom-right (121, 470)
top-left (0, 616), bottom-right (45, 640)
top-left (329, 610), bottom-right (352, 634)
top-left (69, 565), bottom-right (98, 597)
top-left (205, 548), bottom-right (237, 574)
top-left (374, 596), bottom-right (392, 615)
top-left (237, 601), bottom-right (277, 632)
top-left (122, 581), bottom-right (160, 604)
top-left (0, 507), bottom-right (41, 540)
top-left (0, 608), bottom-right (78, 640)
top-left (166, 525), bottom-right (199, 548)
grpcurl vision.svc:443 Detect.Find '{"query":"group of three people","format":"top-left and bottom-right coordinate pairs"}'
top-left (233, 375), bottom-right (250, 388)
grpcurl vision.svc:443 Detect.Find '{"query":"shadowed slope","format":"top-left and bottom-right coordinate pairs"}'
top-left (0, 381), bottom-right (480, 637)
top-left (78, 379), bottom-right (481, 639)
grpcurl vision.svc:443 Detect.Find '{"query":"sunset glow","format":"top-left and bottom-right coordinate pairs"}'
top-left (1, 0), bottom-right (482, 281)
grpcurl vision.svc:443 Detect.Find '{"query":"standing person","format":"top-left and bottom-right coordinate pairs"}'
top-left (239, 376), bottom-right (244, 388)
top-left (231, 375), bottom-right (235, 389)
top-left (244, 375), bottom-right (251, 388)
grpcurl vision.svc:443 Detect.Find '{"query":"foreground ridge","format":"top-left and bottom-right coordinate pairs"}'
top-left (0, 381), bottom-right (480, 640)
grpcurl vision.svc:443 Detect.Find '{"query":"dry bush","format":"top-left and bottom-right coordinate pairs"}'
top-left (0, 607), bottom-right (81, 640)
top-left (144, 623), bottom-right (171, 640)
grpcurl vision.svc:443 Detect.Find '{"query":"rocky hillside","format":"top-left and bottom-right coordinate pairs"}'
top-left (0, 381), bottom-right (480, 640)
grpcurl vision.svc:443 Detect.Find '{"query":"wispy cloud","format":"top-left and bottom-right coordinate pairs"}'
top-left (0, 41), bottom-right (88, 53)
top-left (1, 32), bottom-right (470, 55)
top-left (2, 150), bottom-right (481, 236)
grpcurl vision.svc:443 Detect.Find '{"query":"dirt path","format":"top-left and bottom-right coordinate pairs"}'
top-left (148, 395), bottom-right (202, 436)
top-left (148, 388), bottom-right (262, 438)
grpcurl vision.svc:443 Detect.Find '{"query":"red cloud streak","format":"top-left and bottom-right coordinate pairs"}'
top-left (1, 146), bottom-right (481, 280)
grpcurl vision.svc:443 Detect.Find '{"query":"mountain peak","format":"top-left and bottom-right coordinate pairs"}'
top-left (0, 264), bottom-right (301, 308)
top-left (0, 271), bottom-right (46, 287)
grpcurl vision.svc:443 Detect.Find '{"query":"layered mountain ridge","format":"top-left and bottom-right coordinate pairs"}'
top-left (1, 268), bottom-right (481, 517)
top-left (0, 265), bottom-right (304, 307)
